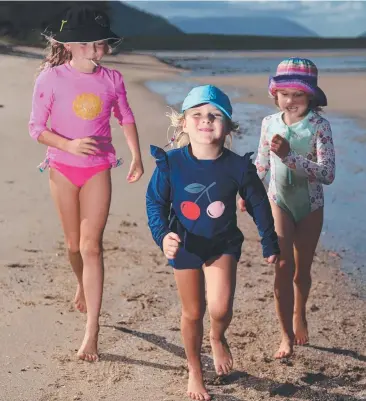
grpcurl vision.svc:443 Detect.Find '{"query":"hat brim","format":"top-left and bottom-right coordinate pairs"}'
top-left (182, 101), bottom-right (232, 120)
top-left (269, 75), bottom-right (327, 107)
top-left (43, 25), bottom-right (120, 44)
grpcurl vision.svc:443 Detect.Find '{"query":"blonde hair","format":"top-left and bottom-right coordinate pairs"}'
top-left (38, 39), bottom-right (112, 74)
top-left (166, 107), bottom-right (240, 149)
top-left (39, 40), bottom-right (71, 72)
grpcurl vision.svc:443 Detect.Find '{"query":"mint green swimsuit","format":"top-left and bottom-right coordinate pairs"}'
top-left (255, 111), bottom-right (336, 223)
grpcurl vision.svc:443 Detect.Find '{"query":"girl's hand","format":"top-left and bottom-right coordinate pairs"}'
top-left (237, 197), bottom-right (246, 212)
top-left (270, 134), bottom-right (290, 159)
top-left (127, 158), bottom-right (144, 183)
top-left (267, 255), bottom-right (279, 264)
top-left (65, 138), bottom-right (98, 156)
top-left (162, 232), bottom-right (181, 259)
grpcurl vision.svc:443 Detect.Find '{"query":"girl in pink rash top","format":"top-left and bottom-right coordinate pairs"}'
top-left (28, 5), bottom-right (144, 362)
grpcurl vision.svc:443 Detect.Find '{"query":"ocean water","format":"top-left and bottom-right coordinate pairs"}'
top-left (145, 77), bottom-right (366, 291)
top-left (151, 50), bottom-right (366, 76)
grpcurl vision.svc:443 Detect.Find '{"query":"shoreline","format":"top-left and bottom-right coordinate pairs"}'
top-left (143, 53), bottom-right (366, 130)
top-left (142, 48), bottom-right (366, 57)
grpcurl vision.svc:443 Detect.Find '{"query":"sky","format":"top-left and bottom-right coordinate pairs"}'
top-left (124, 0), bottom-right (366, 37)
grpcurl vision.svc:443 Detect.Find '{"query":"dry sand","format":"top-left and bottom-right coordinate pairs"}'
top-left (0, 47), bottom-right (365, 401)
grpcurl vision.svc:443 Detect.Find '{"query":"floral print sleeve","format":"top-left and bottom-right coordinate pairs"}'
top-left (255, 117), bottom-right (271, 180)
top-left (281, 119), bottom-right (335, 185)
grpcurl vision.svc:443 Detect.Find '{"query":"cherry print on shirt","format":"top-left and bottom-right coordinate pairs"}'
top-left (181, 182), bottom-right (225, 221)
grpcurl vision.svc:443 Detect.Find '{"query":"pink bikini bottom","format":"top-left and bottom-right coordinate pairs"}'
top-left (50, 161), bottom-right (110, 188)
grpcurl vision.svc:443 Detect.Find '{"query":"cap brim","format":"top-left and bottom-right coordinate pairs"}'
top-left (182, 101), bottom-right (232, 120)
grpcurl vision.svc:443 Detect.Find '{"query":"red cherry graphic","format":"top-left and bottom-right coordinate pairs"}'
top-left (207, 201), bottom-right (225, 218)
top-left (181, 201), bottom-right (200, 220)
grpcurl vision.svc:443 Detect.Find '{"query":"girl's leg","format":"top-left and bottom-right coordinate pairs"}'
top-left (270, 201), bottom-right (296, 359)
top-left (203, 254), bottom-right (237, 376)
top-left (293, 207), bottom-right (323, 345)
top-left (49, 169), bottom-right (86, 313)
top-left (78, 169), bottom-right (112, 362)
top-left (174, 268), bottom-right (210, 401)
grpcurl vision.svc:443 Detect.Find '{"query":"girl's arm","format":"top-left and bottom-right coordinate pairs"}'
top-left (239, 153), bottom-right (280, 258)
top-left (37, 131), bottom-right (98, 156)
top-left (29, 70), bottom-right (97, 156)
top-left (122, 123), bottom-right (144, 182)
top-left (146, 163), bottom-right (172, 249)
top-left (29, 70), bottom-right (55, 142)
top-left (112, 71), bottom-right (135, 127)
top-left (255, 117), bottom-right (271, 180)
top-left (123, 123), bottom-right (142, 161)
top-left (281, 119), bottom-right (335, 185)
top-left (237, 117), bottom-right (270, 210)
top-left (112, 71), bottom-right (143, 182)
top-left (37, 130), bottom-right (69, 150)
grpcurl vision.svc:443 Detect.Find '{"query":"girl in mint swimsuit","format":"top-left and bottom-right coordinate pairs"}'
top-left (257, 109), bottom-right (335, 223)
top-left (240, 58), bottom-right (335, 359)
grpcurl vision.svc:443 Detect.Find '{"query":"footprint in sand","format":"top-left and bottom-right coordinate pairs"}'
top-left (104, 246), bottom-right (119, 252)
top-left (44, 295), bottom-right (57, 300)
top-left (7, 263), bottom-right (29, 268)
top-left (120, 220), bottom-right (138, 227)
top-left (169, 327), bottom-right (180, 332)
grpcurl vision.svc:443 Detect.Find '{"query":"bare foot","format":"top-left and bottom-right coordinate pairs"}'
top-left (187, 366), bottom-right (211, 401)
top-left (293, 312), bottom-right (309, 345)
top-left (77, 325), bottom-right (99, 362)
top-left (74, 284), bottom-right (87, 314)
top-left (274, 336), bottom-right (294, 359)
top-left (210, 335), bottom-right (233, 376)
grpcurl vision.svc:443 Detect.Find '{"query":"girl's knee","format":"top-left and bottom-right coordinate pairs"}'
top-left (293, 272), bottom-right (312, 287)
top-left (80, 238), bottom-right (102, 259)
top-left (208, 302), bottom-right (232, 322)
top-left (66, 238), bottom-right (80, 254)
top-left (277, 258), bottom-right (294, 271)
top-left (274, 260), bottom-right (294, 295)
top-left (182, 306), bottom-right (206, 322)
top-left (275, 259), bottom-right (295, 278)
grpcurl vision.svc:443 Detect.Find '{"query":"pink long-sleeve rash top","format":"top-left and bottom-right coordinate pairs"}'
top-left (29, 63), bottom-right (135, 168)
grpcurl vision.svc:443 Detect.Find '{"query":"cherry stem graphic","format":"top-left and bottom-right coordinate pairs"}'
top-left (195, 182), bottom-right (216, 204)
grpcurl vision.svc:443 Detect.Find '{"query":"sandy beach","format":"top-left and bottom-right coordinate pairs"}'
top-left (0, 47), bottom-right (366, 401)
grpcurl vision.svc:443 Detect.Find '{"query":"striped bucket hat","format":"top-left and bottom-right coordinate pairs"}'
top-left (268, 57), bottom-right (327, 106)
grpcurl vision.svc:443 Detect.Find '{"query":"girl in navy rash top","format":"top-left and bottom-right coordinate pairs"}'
top-left (146, 85), bottom-right (280, 401)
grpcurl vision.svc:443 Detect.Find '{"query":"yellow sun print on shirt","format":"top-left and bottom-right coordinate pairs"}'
top-left (73, 93), bottom-right (103, 120)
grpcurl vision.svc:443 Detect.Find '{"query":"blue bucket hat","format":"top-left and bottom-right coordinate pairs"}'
top-left (181, 85), bottom-right (232, 119)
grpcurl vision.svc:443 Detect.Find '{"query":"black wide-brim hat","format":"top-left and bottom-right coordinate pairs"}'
top-left (43, 5), bottom-right (120, 44)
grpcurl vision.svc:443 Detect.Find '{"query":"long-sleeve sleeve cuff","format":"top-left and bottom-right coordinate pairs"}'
top-left (281, 149), bottom-right (295, 164)
top-left (261, 231), bottom-right (280, 258)
top-left (156, 229), bottom-right (171, 249)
